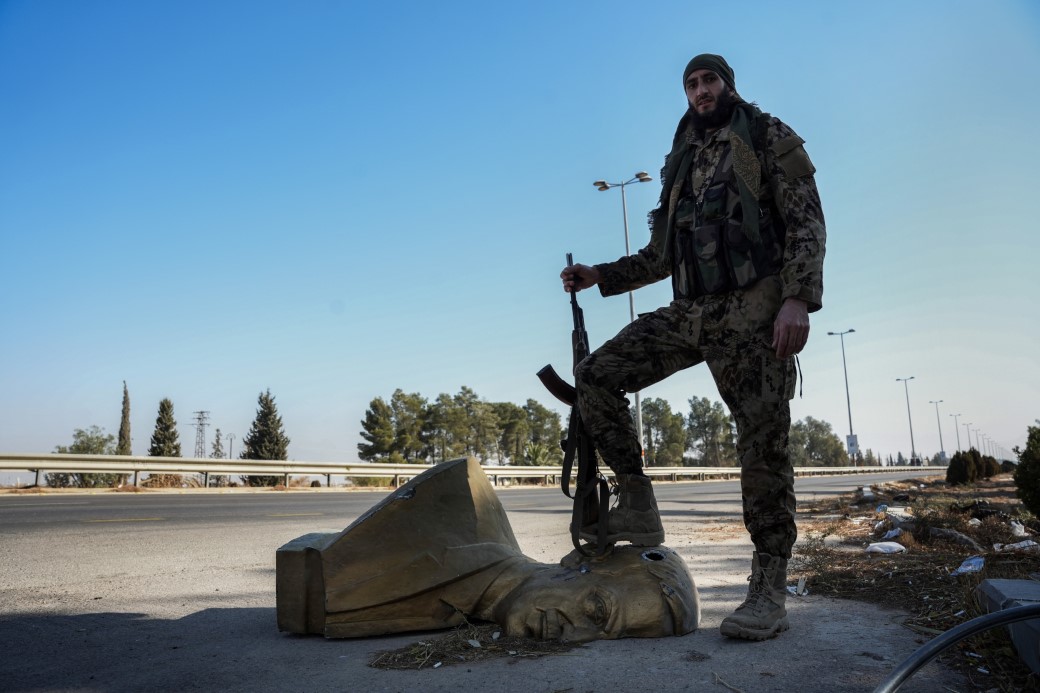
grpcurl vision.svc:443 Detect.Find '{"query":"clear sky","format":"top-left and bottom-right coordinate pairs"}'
top-left (1, 0), bottom-right (1038, 474)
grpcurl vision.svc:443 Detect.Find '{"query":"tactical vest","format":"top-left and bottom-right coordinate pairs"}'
top-left (671, 128), bottom-right (785, 300)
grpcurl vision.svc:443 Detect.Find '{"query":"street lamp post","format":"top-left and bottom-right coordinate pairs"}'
top-left (929, 400), bottom-right (945, 462)
top-left (227, 433), bottom-right (235, 460)
top-left (593, 171), bottom-right (653, 454)
top-left (896, 377), bottom-right (917, 464)
top-left (964, 423), bottom-right (973, 451)
top-left (827, 329), bottom-right (856, 461)
top-left (950, 413), bottom-right (962, 452)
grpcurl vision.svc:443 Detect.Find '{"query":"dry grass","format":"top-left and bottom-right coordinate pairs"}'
top-left (794, 474), bottom-right (1039, 692)
top-left (369, 618), bottom-right (580, 670)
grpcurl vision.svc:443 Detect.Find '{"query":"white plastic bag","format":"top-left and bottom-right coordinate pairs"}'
top-left (866, 541), bottom-right (906, 554)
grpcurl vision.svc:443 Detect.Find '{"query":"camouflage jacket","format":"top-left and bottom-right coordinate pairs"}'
top-left (595, 114), bottom-right (826, 312)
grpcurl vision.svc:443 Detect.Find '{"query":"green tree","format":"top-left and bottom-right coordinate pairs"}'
top-left (117, 381), bottom-right (132, 456)
top-left (424, 393), bottom-right (467, 463)
top-left (211, 428), bottom-right (225, 459)
top-left (789, 416), bottom-right (848, 467)
top-left (523, 399), bottom-right (563, 465)
top-left (641, 397), bottom-right (686, 466)
top-left (209, 427), bottom-right (227, 487)
top-left (1013, 421), bottom-right (1040, 516)
top-left (240, 389), bottom-right (291, 486)
top-left (146, 398), bottom-right (183, 487)
top-left (390, 389), bottom-right (428, 462)
top-left (454, 386), bottom-right (500, 461)
top-left (523, 441), bottom-right (555, 466)
top-left (687, 397), bottom-right (737, 466)
top-left (492, 401), bottom-right (529, 464)
top-left (358, 396), bottom-right (394, 461)
top-left (48, 425), bottom-right (120, 488)
top-left (148, 398), bottom-right (182, 457)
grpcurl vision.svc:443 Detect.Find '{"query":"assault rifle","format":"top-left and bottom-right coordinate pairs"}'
top-left (537, 253), bottom-right (612, 557)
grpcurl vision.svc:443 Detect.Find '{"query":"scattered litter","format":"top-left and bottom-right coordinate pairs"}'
top-left (876, 504), bottom-right (889, 513)
top-left (492, 631), bottom-right (501, 641)
top-left (433, 662), bottom-right (442, 668)
top-left (954, 610), bottom-right (965, 617)
top-left (787, 577), bottom-right (809, 596)
top-left (893, 493), bottom-right (912, 502)
top-left (882, 528), bottom-right (903, 540)
top-left (968, 518), bottom-right (982, 527)
top-left (867, 542), bottom-right (907, 554)
top-left (966, 651), bottom-right (982, 658)
top-left (977, 667), bottom-right (990, 675)
top-left (874, 520), bottom-right (886, 532)
top-left (467, 639), bottom-right (481, 649)
top-left (1011, 521), bottom-right (1028, 538)
top-left (861, 487), bottom-right (875, 501)
top-left (930, 527), bottom-right (984, 552)
top-left (993, 540), bottom-right (1039, 552)
top-left (950, 555), bottom-right (984, 576)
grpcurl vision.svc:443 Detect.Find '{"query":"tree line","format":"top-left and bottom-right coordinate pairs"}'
top-left (45, 385), bottom-right (291, 488)
top-left (360, 390), bottom-right (854, 467)
top-left (358, 387), bottom-right (565, 466)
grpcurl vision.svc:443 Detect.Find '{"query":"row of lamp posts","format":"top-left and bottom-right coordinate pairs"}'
top-left (829, 332), bottom-right (1001, 464)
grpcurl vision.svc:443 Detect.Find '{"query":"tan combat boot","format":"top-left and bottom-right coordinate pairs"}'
top-left (720, 551), bottom-right (790, 640)
top-left (579, 473), bottom-right (664, 546)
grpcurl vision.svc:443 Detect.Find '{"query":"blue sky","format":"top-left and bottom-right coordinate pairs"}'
top-left (1, 0), bottom-right (1038, 473)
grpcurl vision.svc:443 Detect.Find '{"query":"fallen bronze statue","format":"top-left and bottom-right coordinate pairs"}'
top-left (276, 457), bottom-right (699, 642)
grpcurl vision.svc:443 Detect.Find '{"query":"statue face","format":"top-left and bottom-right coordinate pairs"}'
top-left (493, 546), bottom-right (699, 642)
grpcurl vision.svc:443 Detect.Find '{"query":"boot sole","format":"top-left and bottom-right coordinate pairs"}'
top-left (719, 615), bottom-right (790, 641)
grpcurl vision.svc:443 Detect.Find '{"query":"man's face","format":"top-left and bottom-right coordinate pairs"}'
top-left (684, 68), bottom-right (727, 114)
top-left (493, 547), bottom-right (698, 642)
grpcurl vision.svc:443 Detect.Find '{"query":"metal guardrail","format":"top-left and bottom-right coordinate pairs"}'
top-left (0, 452), bottom-right (942, 488)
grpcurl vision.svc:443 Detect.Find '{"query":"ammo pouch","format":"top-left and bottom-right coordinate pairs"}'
top-left (672, 185), bottom-right (785, 300)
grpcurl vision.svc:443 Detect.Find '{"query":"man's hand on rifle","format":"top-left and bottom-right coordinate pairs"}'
top-left (561, 263), bottom-right (601, 293)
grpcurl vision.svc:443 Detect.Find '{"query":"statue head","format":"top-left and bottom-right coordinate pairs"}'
top-left (493, 544), bottom-right (699, 642)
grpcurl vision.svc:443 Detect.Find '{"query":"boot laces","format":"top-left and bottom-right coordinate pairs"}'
top-left (739, 569), bottom-right (774, 615)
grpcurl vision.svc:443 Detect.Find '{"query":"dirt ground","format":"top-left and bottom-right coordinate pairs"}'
top-left (793, 473), bottom-right (1040, 692)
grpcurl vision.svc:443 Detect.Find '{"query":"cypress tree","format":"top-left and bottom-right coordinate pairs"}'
top-left (117, 381), bottom-right (132, 456)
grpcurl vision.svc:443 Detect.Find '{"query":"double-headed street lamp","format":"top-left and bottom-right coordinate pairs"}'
top-left (896, 377), bottom-right (917, 463)
top-left (593, 171), bottom-right (653, 452)
top-left (929, 400), bottom-right (945, 461)
top-left (827, 329), bottom-right (856, 460)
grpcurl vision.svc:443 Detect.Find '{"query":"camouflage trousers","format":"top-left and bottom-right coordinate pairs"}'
top-left (574, 275), bottom-right (798, 558)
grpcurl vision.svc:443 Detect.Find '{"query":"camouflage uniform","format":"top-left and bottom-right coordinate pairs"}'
top-left (575, 114), bottom-right (825, 560)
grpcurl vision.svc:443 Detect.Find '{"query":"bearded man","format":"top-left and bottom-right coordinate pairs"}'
top-left (561, 53), bottom-right (826, 641)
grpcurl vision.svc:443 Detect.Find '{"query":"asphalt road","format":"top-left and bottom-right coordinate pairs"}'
top-left (0, 470), bottom-right (966, 693)
top-left (0, 471), bottom-right (910, 529)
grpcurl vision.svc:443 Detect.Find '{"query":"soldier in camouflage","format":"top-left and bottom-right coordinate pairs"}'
top-left (561, 54), bottom-right (825, 641)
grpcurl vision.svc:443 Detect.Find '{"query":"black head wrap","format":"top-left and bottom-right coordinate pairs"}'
top-left (682, 54), bottom-right (735, 90)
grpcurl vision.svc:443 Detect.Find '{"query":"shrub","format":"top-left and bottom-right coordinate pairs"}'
top-left (1013, 422), bottom-right (1040, 516)
top-left (946, 451), bottom-right (975, 486)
